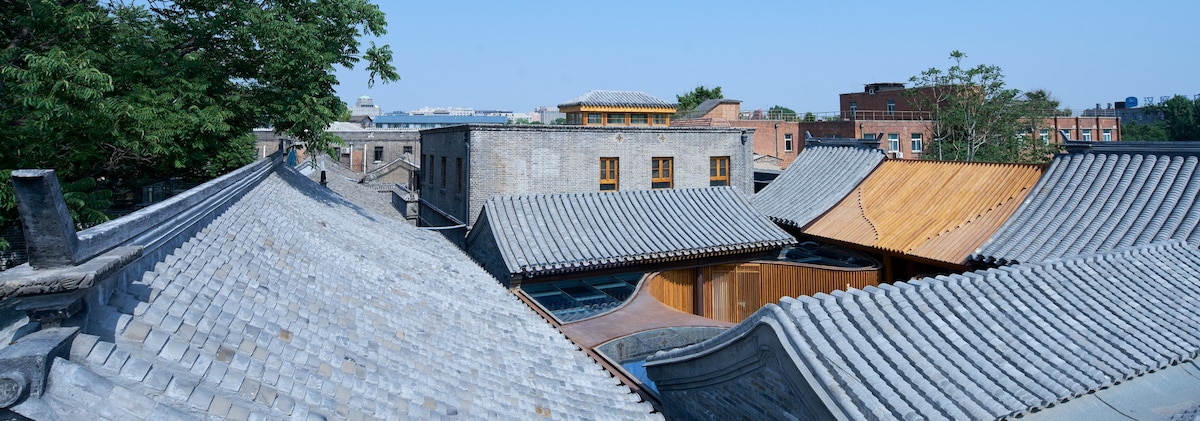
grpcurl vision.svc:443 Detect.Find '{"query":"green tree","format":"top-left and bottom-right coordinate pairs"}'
top-left (550, 117), bottom-right (567, 125)
top-left (1155, 95), bottom-right (1200, 140)
top-left (676, 85), bottom-right (723, 113)
top-left (0, 0), bottom-right (398, 246)
top-left (1121, 121), bottom-right (1170, 141)
top-left (767, 105), bottom-right (798, 121)
top-left (908, 50), bottom-right (1058, 163)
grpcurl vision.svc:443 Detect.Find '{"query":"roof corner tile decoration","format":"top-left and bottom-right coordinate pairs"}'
top-left (803, 159), bottom-right (1044, 265)
top-left (468, 187), bottom-right (795, 279)
top-left (646, 240), bottom-right (1200, 420)
top-left (973, 143), bottom-right (1200, 265)
top-left (750, 144), bottom-right (885, 228)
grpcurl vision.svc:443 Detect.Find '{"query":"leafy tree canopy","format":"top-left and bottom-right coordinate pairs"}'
top-left (676, 85), bottom-right (722, 112)
top-left (0, 0), bottom-right (398, 240)
top-left (767, 105), bottom-right (798, 121)
top-left (907, 50), bottom-right (1058, 163)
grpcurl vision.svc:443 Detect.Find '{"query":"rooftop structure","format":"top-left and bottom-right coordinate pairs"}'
top-left (973, 141), bottom-right (1200, 265)
top-left (0, 156), bottom-right (658, 419)
top-left (750, 140), bottom-right (884, 228)
top-left (465, 187), bottom-right (794, 286)
top-left (372, 114), bottom-right (507, 129)
top-left (557, 90), bottom-right (677, 126)
top-left (646, 240), bottom-right (1200, 420)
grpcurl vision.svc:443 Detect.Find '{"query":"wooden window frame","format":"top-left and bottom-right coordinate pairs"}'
top-left (607, 113), bottom-right (625, 125)
top-left (600, 157), bottom-right (619, 191)
top-left (710, 156), bottom-right (730, 186)
top-left (587, 113), bottom-right (602, 125)
top-left (653, 114), bottom-right (667, 125)
top-left (652, 157), bottom-right (673, 189)
top-left (630, 113), bottom-right (648, 125)
top-left (784, 134), bottom-right (794, 152)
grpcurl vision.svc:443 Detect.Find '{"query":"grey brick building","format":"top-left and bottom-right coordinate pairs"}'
top-left (417, 125), bottom-right (755, 235)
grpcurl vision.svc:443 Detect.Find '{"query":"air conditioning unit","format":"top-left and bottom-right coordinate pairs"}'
top-left (890, 151), bottom-right (904, 159)
top-left (340, 147), bottom-right (352, 155)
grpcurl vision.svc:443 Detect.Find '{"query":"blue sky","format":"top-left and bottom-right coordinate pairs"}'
top-left (334, 0), bottom-right (1198, 115)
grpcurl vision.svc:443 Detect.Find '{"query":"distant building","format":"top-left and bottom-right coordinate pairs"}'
top-left (373, 114), bottom-right (507, 129)
top-left (347, 95), bottom-right (381, 118)
top-left (535, 106), bottom-right (565, 124)
top-left (417, 125), bottom-right (754, 238)
top-left (408, 106), bottom-right (475, 116)
top-left (558, 90), bottom-right (676, 126)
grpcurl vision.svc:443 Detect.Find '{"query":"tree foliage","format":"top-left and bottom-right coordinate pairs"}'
top-left (907, 51), bottom-right (1059, 163)
top-left (767, 105), bottom-right (798, 121)
top-left (0, 0), bottom-right (398, 243)
top-left (676, 85), bottom-right (722, 112)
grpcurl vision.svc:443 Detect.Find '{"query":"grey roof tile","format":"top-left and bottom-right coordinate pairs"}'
top-left (646, 240), bottom-right (1200, 420)
top-left (974, 145), bottom-right (1200, 264)
top-left (470, 187), bottom-right (795, 278)
top-left (557, 90), bottom-right (676, 109)
top-left (750, 144), bottom-right (885, 228)
top-left (49, 165), bottom-right (659, 419)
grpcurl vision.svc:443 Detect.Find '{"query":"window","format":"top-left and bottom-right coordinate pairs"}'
top-left (600, 158), bottom-right (619, 191)
top-left (630, 114), bottom-right (648, 125)
top-left (456, 158), bottom-right (463, 192)
top-left (440, 156), bottom-right (447, 189)
top-left (1103, 129), bottom-right (1112, 142)
top-left (1040, 129), bottom-right (1050, 143)
top-left (1082, 129), bottom-right (1092, 141)
top-left (587, 113), bottom-right (602, 125)
top-left (403, 146), bottom-right (413, 155)
top-left (653, 114), bottom-right (667, 125)
top-left (373, 146), bottom-right (384, 162)
top-left (888, 133), bottom-right (900, 152)
top-left (784, 134), bottom-right (794, 152)
top-left (710, 157), bottom-right (730, 186)
top-left (849, 101), bottom-right (857, 117)
top-left (886, 99), bottom-right (896, 115)
top-left (1061, 129), bottom-right (1072, 141)
top-left (864, 133), bottom-right (876, 140)
top-left (911, 133), bottom-right (923, 152)
top-left (607, 113), bottom-right (625, 125)
top-left (651, 157), bottom-right (673, 189)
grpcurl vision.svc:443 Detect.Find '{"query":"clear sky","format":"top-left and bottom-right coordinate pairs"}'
top-left (333, 0), bottom-right (1199, 115)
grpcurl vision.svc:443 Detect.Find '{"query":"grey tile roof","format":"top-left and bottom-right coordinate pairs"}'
top-left (470, 187), bottom-right (795, 278)
top-left (557, 90), bottom-right (676, 109)
top-left (750, 144), bottom-right (885, 228)
top-left (59, 168), bottom-right (656, 419)
top-left (646, 240), bottom-right (1200, 420)
top-left (973, 146), bottom-right (1200, 265)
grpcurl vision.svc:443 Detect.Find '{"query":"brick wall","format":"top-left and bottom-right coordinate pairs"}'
top-left (419, 125), bottom-right (755, 228)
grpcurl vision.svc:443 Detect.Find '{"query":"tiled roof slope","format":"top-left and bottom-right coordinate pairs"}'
top-left (469, 187), bottom-right (795, 278)
top-left (70, 168), bottom-right (656, 419)
top-left (750, 144), bottom-right (885, 228)
top-left (646, 240), bottom-right (1200, 420)
top-left (804, 160), bottom-right (1043, 265)
top-left (974, 149), bottom-right (1200, 265)
top-left (557, 90), bottom-right (676, 109)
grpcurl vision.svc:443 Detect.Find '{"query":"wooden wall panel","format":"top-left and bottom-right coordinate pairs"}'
top-left (651, 262), bottom-right (880, 324)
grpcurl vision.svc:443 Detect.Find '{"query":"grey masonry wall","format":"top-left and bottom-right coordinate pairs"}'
top-left (254, 129), bottom-right (420, 184)
top-left (419, 125), bottom-right (755, 230)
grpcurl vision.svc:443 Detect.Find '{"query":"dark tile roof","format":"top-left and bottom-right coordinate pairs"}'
top-left (973, 144), bottom-right (1200, 265)
top-left (750, 144), bottom-right (885, 228)
top-left (557, 90), bottom-right (676, 109)
top-left (469, 187), bottom-right (795, 278)
top-left (646, 240), bottom-right (1200, 420)
top-left (31, 168), bottom-right (657, 419)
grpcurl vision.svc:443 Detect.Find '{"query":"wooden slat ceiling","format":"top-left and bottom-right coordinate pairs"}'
top-left (803, 160), bottom-right (1044, 265)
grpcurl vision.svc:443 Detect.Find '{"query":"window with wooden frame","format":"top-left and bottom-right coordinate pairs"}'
top-left (651, 157), bottom-right (673, 189)
top-left (710, 156), bottom-right (730, 186)
top-left (630, 114), bottom-right (648, 125)
top-left (599, 157), bottom-right (619, 191)
top-left (653, 114), bottom-right (667, 125)
top-left (607, 113), bottom-right (625, 125)
top-left (587, 113), bottom-right (602, 125)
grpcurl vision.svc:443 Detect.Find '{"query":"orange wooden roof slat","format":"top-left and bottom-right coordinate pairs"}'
top-left (804, 160), bottom-right (1044, 265)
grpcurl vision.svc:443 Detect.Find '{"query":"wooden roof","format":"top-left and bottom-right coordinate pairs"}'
top-left (803, 159), bottom-right (1044, 265)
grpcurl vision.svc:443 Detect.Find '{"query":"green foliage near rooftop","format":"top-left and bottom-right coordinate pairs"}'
top-left (0, 0), bottom-right (398, 247)
top-left (908, 51), bottom-right (1060, 164)
top-left (676, 85), bottom-right (723, 113)
top-left (1125, 95), bottom-right (1200, 141)
top-left (767, 105), bottom-right (798, 121)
